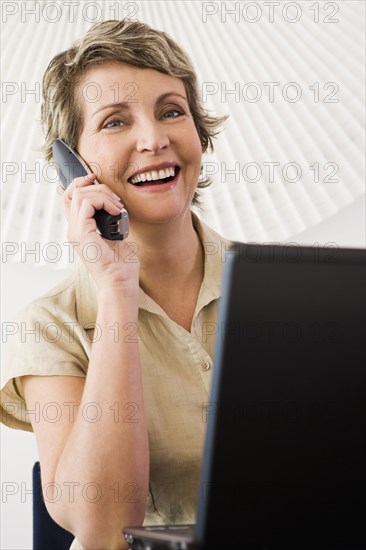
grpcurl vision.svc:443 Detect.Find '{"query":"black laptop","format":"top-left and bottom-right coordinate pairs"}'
top-left (124, 243), bottom-right (366, 550)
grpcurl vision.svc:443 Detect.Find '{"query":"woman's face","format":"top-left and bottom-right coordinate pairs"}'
top-left (77, 61), bottom-right (202, 226)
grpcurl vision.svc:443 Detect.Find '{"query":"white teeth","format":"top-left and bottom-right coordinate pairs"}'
top-left (130, 166), bottom-right (176, 184)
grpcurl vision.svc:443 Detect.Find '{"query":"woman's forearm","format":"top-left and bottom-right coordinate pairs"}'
top-left (51, 290), bottom-right (149, 548)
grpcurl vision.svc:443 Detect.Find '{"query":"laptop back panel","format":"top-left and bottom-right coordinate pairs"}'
top-left (195, 244), bottom-right (366, 549)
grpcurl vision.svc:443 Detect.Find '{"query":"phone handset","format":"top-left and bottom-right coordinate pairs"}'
top-left (52, 139), bottom-right (129, 241)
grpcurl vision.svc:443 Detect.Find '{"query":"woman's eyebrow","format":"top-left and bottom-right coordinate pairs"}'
top-left (91, 92), bottom-right (188, 118)
top-left (156, 92), bottom-right (188, 104)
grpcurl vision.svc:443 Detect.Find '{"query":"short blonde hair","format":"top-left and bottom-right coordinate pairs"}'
top-left (41, 19), bottom-right (227, 204)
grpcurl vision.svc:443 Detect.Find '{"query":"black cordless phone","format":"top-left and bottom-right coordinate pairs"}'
top-left (52, 139), bottom-right (129, 240)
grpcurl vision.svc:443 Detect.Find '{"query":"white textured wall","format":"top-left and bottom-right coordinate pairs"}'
top-left (1, 1), bottom-right (365, 548)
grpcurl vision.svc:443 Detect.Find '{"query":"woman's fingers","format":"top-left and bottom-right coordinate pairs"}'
top-left (70, 189), bottom-right (122, 216)
top-left (61, 173), bottom-right (96, 217)
top-left (61, 173), bottom-right (125, 248)
top-left (62, 174), bottom-right (122, 221)
top-left (60, 174), bottom-right (138, 288)
top-left (63, 173), bottom-right (97, 199)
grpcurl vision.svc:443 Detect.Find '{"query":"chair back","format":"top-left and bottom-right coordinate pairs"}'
top-left (33, 462), bottom-right (74, 550)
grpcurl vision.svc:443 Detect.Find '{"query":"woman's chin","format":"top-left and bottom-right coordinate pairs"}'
top-left (128, 202), bottom-right (192, 229)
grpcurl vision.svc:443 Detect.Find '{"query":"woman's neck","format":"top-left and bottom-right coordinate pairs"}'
top-left (128, 210), bottom-right (204, 291)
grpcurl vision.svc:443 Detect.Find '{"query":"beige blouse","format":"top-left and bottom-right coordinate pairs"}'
top-left (1, 213), bottom-right (231, 548)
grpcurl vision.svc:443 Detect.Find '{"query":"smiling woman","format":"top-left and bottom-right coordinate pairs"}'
top-left (76, 62), bottom-right (203, 226)
top-left (0, 19), bottom-right (229, 550)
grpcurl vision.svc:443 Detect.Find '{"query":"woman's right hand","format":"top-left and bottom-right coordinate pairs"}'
top-left (61, 173), bottom-right (140, 295)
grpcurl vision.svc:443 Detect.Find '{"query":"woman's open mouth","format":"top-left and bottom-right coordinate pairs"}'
top-left (128, 166), bottom-right (180, 191)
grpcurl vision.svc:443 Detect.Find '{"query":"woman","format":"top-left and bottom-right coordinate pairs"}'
top-left (1, 19), bottom-right (229, 549)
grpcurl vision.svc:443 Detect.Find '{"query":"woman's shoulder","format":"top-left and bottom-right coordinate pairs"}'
top-left (18, 257), bottom-right (97, 326)
top-left (1, 266), bottom-right (89, 432)
top-left (18, 269), bottom-right (78, 324)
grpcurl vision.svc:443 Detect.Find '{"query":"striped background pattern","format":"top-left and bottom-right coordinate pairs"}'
top-left (1, 1), bottom-right (365, 267)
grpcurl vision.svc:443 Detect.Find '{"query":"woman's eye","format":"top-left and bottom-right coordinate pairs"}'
top-left (103, 119), bottom-right (124, 129)
top-left (161, 109), bottom-right (184, 119)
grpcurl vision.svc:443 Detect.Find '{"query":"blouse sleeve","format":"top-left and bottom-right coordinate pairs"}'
top-left (1, 278), bottom-right (90, 432)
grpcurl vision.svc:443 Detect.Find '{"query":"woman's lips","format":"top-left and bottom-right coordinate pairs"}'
top-left (129, 167), bottom-right (181, 192)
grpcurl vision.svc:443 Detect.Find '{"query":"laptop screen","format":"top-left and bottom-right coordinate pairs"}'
top-left (196, 244), bottom-right (366, 549)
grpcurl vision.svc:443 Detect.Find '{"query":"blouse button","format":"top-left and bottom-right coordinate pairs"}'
top-left (201, 361), bottom-right (211, 371)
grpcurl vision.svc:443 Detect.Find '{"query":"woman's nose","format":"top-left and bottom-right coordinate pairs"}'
top-left (135, 120), bottom-right (170, 154)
